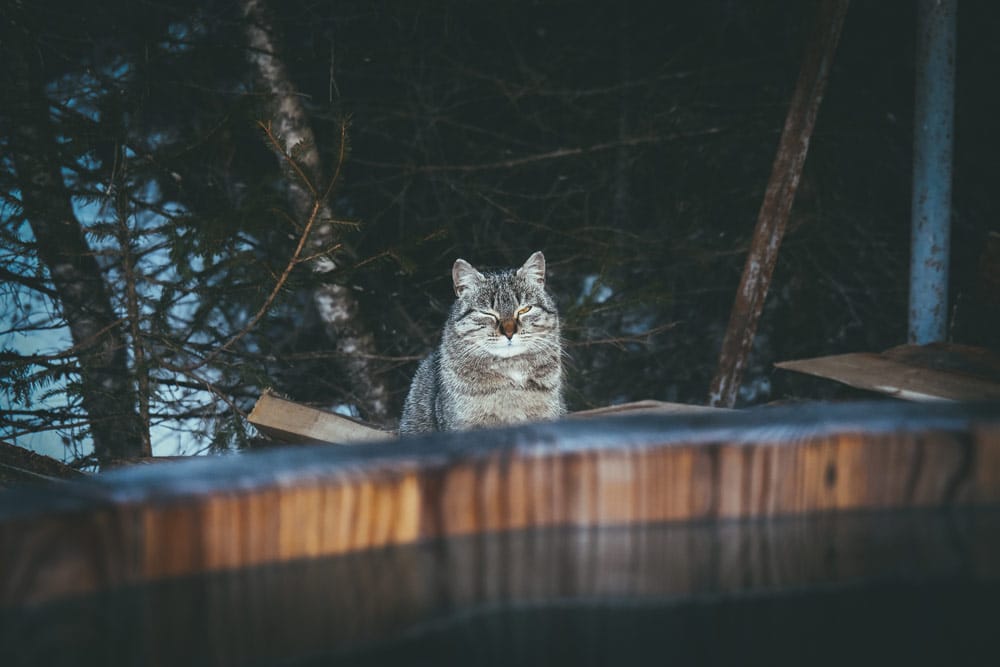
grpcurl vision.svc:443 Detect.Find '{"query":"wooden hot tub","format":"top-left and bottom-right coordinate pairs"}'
top-left (2, 401), bottom-right (999, 665)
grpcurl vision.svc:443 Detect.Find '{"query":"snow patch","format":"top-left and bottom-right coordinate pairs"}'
top-left (578, 274), bottom-right (613, 305)
top-left (332, 403), bottom-right (361, 418)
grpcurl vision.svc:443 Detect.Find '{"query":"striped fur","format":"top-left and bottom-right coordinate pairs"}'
top-left (399, 251), bottom-right (565, 434)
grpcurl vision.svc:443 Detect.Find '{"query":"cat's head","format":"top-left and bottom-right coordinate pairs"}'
top-left (447, 251), bottom-right (559, 359)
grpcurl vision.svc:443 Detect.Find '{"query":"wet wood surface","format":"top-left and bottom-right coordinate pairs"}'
top-left (3, 401), bottom-right (999, 613)
top-left (6, 510), bottom-right (998, 666)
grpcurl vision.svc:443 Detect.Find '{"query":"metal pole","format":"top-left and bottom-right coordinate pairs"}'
top-left (909, 0), bottom-right (957, 344)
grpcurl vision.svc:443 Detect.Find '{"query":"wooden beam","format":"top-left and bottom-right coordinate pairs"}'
top-left (0, 441), bottom-right (87, 489)
top-left (247, 389), bottom-right (394, 444)
top-left (247, 391), bottom-right (728, 446)
top-left (776, 344), bottom-right (1000, 401)
top-left (709, 0), bottom-right (850, 407)
top-left (569, 400), bottom-right (731, 418)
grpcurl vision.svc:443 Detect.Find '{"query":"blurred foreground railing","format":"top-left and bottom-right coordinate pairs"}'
top-left (1, 401), bottom-right (999, 665)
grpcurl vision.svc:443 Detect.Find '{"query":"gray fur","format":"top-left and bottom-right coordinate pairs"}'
top-left (399, 251), bottom-right (565, 434)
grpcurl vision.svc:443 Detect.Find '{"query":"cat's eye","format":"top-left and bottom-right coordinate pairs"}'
top-left (517, 306), bottom-right (532, 316)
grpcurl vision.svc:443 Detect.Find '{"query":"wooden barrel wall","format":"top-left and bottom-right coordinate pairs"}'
top-left (2, 401), bottom-right (999, 664)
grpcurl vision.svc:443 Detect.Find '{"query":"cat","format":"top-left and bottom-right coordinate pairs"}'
top-left (399, 251), bottom-right (565, 434)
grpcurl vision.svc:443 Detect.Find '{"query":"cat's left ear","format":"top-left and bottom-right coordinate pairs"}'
top-left (517, 251), bottom-right (546, 288)
top-left (453, 259), bottom-right (485, 297)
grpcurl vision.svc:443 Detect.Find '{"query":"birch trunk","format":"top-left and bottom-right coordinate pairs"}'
top-left (242, 0), bottom-right (390, 421)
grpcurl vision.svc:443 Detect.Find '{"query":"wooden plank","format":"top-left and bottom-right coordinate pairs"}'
top-left (775, 347), bottom-right (1000, 401)
top-left (248, 392), bottom-right (726, 446)
top-left (570, 400), bottom-right (730, 418)
top-left (882, 342), bottom-right (1000, 383)
top-left (2, 401), bottom-right (999, 611)
top-left (0, 441), bottom-right (87, 488)
top-left (247, 390), bottom-right (393, 444)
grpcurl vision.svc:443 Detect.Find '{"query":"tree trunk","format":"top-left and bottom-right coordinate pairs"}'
top-left (612, 0), bottom-right (632, 232)
top-left (6, 39), bottom-right (146, 463)
top-left (242, 0), bottom-right (390, 422)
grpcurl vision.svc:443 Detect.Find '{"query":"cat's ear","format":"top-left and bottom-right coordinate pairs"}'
top-left (517, 251), bottom-right (546, 288)
top-left (452, 259), bottom-right (484, 297)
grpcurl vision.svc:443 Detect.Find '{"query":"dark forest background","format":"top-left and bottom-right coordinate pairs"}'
top-left (1, 0), bottom-right (998, 467)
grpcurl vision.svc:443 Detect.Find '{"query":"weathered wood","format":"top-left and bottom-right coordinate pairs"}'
top-left (708, 0), bottom-right (850, 407)
top-left (3, 401), bottom-right (999, 663)
top-left (776, 344), bottom-right (1000, 401)
top-left (0, 441), bottom-right (86, 489)
top-left (882, 342), bottom-right (1000, 383)
top-left (3, 401), bottom-right (999, 612)
top-left (569, 400), bottom-right (731, 418)
top-left (247, 391), bottom-right (727, 445)
top-left (247, 389), bottom-right (394, 444)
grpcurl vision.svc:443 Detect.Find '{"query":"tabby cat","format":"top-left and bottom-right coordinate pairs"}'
top-left (399, 251), bottom-right (565, 434)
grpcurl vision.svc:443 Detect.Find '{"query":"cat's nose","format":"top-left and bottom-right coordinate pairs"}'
top-left (499, 318), bottom-right (517, 339)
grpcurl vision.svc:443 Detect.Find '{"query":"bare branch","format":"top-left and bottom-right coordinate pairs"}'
top-left (355, 128), bottom-right (725, 174)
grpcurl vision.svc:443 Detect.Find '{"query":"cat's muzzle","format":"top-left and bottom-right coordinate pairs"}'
top-left (499, 318), bottom-right (518, 340)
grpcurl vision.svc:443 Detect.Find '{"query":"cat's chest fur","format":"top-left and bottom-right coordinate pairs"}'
top-left (503, 364), bottom-right (530, 387)
top-left (442, 357), bottom-right (557, 428)
top-left (454, 391), bottom-right (544, 427)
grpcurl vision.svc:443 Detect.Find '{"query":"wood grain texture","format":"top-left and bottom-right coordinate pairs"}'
top-left (248, 390), bottom-right (728, 446)
top-left (882, 343), bottom-right (1000, 383)
top-left (248, 389), bottom-right (394, 444)
top-left (569, 399), bottom-right (731, 418)
top-left (2, 401), bottom-right (1000, 610)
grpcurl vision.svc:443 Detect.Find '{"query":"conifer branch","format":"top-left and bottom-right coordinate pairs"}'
top-left (175, 118), bottom-right (350, 374)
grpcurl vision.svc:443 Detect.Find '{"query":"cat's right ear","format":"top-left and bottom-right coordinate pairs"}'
top-left (452, 259), bottom-right (484, 297)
